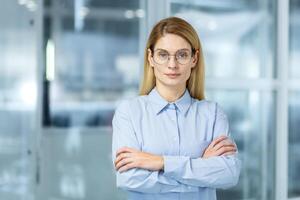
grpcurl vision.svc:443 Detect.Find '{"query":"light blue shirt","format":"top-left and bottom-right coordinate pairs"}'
top-left (112, 87), bottom-right (241, 200)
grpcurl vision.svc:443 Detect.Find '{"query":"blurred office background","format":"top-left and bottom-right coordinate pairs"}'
top-left (0, 0), bottom-right (299, 199)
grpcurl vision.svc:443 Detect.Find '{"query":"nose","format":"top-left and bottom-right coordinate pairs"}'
top-left (167, 56), bottom-right (177, 69)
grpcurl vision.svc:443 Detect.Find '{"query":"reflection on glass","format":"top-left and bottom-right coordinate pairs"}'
top-left (290, 0), bottom-right (300, 78)
top-left (206, 90), bottom-right (275, 200)
top-left (39, 1), bottom-right (144, 200)
top-left (170, 0), bottom-right (274, 79)
top-left (170, 1), bottom-right (276, 198)
top-left (39, 128), bottom-right (125, 200)
top-left (0, 0), bottom-right (37, 199)
top-left (288, 92), bottom-right (300, 197)
top-left (43, 0), bottom-right (145, 127)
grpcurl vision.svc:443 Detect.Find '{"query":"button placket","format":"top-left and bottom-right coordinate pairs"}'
top-left (166, 103), bottom-right (180, 154)
top-left (170, 103), bottom-right (177, 122)
top-left (172, 104), bottom-right (180, 154)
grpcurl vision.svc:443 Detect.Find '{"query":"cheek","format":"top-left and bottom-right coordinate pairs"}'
top-left (183, 68), bottom-right (192, 80)
top-left (153, 66), bottom-right (164, 77)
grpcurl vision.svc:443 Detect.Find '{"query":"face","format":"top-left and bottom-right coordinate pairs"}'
top-left (148, 33), bottom-right (198, 90)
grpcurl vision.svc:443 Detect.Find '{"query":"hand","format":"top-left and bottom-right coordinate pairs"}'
top-left (114, 147), bottom-right (164, 173)
top-left (202, 135), bottom-right (237, 158)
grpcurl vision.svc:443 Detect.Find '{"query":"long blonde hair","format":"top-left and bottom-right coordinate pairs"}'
top-left (139, 17), bottom-right (205, 100)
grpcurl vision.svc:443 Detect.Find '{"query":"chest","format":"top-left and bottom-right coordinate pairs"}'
top-left (134, 109), bottom-right (215, 158)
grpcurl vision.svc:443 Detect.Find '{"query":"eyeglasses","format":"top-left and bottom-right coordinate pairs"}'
top-left (152, 49), bottom-right (194, 65)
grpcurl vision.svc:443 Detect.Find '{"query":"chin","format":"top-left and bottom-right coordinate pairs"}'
top-left (161, 79), bottom-right (185, 88)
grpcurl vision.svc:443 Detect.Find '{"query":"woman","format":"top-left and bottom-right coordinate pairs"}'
top-left (112, 17), bottom-right (241, 200)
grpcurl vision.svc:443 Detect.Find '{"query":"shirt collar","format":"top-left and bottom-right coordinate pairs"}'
top-left (148, 87), bottom-right (192, 115)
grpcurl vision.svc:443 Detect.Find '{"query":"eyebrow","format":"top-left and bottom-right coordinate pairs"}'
top-left (155, 48), bottom-right (191, 52)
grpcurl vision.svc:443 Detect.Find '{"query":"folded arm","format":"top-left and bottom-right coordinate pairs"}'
top-left (113, 101), bottom-right (241, 191)
top-left (162, 153), bottom-right (240, 189)
top-left (162, 104), bottom-right (241, 189)
top-left (112, 101), bottom-right (198, 193)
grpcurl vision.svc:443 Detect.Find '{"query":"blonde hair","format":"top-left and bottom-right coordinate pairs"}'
top-left (139, 17), bottom-right (205, 100)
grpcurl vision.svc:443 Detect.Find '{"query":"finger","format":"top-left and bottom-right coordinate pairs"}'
top-left (214, 144), bottom-right (236, 153)
top-left (222, 151), bottom-right (237, 156)
top-left (116, 147), bottom-right (133, 156)
top-left (213, 140), bottom-right (236, 151)
top-left (208, 135), bottom-right (227, 149)
top-left (215, 146), bottom-right (236, 156)
top-left (212, 135), bottom-right (229, 146)
top-left (214, 138), bottom-right (233, 148)
top-left (114, 153), bottom-right (131, 167)
top-left (119, 162), bottom-right (136, 173)
top-left (116, 147), bottom-right (137, 157)
top-left (115, 153), bottom-right (125, 166)
top-left (115, 157), bottom-right (133, 171)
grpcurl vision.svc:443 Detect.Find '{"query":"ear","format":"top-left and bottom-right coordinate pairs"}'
top-left (148, 49), bottom-right (154, 67)
top-left (191, 50), bottom-right (199, 68)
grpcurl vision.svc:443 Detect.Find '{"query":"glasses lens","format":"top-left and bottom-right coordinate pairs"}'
top-left (154, 50), bottom-right (169, 64)
top-left (153, 49), bottom-right (192, 65)
top-left (175, 50), bottom-right (191, 65)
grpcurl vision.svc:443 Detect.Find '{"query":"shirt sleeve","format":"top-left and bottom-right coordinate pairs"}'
top-left (162, 103), bottom-right (241, 189)
top-left (112, 100), bottom-right (198, 193)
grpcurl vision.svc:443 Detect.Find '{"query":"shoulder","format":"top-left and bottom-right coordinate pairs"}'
top-left (191, 99), bottom-right (216, 112)
top-left (115, 95), bottom-right (148, 114)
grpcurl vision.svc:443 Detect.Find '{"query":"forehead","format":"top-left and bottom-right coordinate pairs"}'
top-left (154, 33), bottom-right (191, 52)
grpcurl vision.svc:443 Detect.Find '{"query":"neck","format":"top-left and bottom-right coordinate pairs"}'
top-left (155, 83), bottom-right (186, 102)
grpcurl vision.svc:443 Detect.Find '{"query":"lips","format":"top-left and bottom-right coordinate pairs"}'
top-left (165, 73), bottom-right (180, 78)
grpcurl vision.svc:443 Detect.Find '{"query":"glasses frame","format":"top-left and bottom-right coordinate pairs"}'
top-left (151, 48), bottom-right (196, 65)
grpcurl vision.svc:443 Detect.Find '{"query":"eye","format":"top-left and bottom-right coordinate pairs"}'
top-left (176, 51), bottom-right (189, 59)
top-left (157, 51), bottom-right (169, 59)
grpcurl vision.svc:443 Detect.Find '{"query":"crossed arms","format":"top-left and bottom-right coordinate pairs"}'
top-left (112, 102), bottom-right (241, 193)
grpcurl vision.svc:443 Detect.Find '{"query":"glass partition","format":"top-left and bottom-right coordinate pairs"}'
top-left (289, 0), bottom-right (300, 78)
top-left (288, 92), bottom-right (300, 198)
top-left (206, 90), bottom-right (275, 200)
top-left (43, 0), bottom-right (145, 127)
top-left (170, 0), bottom-right (276, 199)
top-left (38, 1), bottom-right (146, 200)
top-left (288, 1), bottom-right (300, 198)
top-left (170, 0), bottom-right (275, 79)
top-left (0, 0), bottom-right (37, 199)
